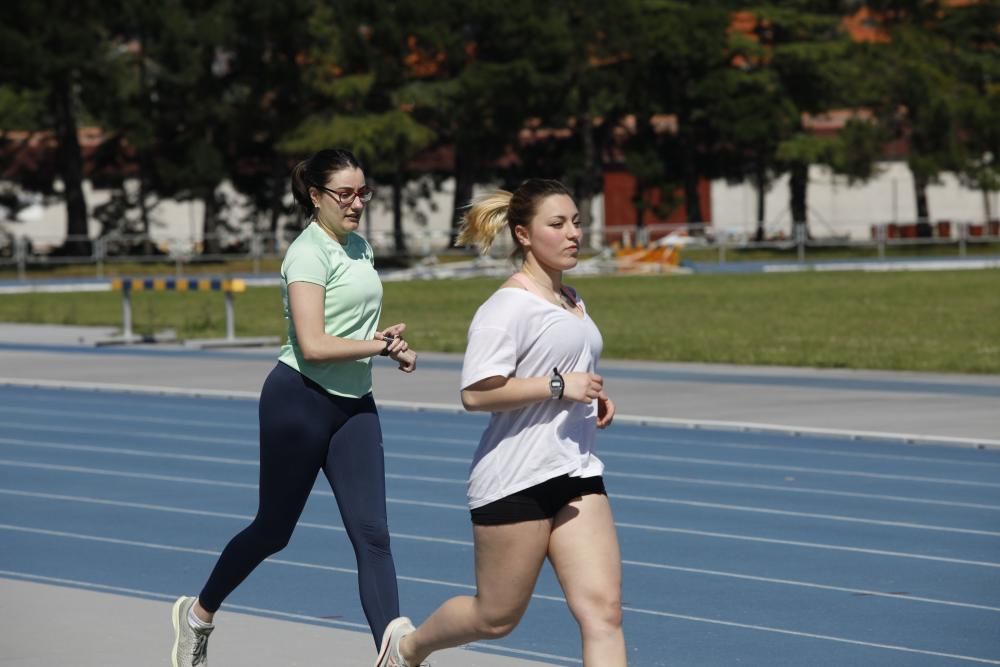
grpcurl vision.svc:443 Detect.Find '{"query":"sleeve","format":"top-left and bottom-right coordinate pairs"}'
top-left (283, 241), bottom-right (330, 287)
top-left (460, 326), bottom-right (518, 390)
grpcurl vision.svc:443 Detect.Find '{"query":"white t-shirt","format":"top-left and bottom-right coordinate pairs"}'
top-left (460, 287), bottom-right (605, 509)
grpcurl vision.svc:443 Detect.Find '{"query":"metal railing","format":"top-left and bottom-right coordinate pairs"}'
top-left (1, 222), bottom-right (998, 279)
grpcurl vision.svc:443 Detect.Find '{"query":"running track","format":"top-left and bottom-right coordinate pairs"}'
top-left (0, 385), bottom-right (998, 666)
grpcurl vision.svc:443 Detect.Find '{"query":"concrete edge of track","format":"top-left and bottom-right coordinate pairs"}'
top-left (4, 376), bottom-right (998, 451)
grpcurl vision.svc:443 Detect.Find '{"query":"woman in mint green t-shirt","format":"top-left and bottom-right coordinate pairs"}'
top-left (171, 149), bottom-right (416, 667)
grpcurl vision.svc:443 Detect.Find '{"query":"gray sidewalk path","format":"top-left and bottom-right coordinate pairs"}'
top-left (0, 579), bottom-right (553, 667)
top-left (0, 323), bottom-right (996, 443)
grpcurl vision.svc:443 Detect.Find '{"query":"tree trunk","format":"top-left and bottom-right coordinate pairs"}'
top-left (577, 110), bottom-right (597, 231)
top-left (754, 160), bottom-right (767, 242)
top-left (202, 188), bottom-right (220, 256)
top-left (269, 151), bottom-right (285, 251)
top-left (137, 172), bottom-right (153, 255)
top-left (51, 73), bottom-right (90, 256)
top-left (789, 160), bottom-right (809, 240)
top-left (450, 146), bottom-right (475, 247)
top-left (913, 170), bottom-right (930, 222)
top-left (393, 167), bottom-right (406, 255)
top-left (136, 31), bottom-right (153, 255)
top-left (678, 113), bottom-right (703, 233)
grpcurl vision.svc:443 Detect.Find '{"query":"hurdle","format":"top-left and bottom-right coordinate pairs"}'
top-left (99, 277), bottom-right (280, 348)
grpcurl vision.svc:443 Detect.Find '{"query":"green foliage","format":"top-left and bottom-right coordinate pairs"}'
top-left (0, 88), bottom-right (46, 131)
top-left (1, 0), bottom-right (997, 248)
top-left (280, 111), bottom-right (436, 169)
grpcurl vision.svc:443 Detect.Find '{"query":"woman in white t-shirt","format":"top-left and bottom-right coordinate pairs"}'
top-left (375, 179), bottom-right (626, 667)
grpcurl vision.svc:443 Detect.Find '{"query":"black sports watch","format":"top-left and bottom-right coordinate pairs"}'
top-left (549, 367), bottom-right (565, 400)
top-left (379, 334), bottom-right (395, 356)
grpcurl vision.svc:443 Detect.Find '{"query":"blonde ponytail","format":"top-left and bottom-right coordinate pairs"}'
top-left (455, 179), bottom-right (573, 258)
top-left (455, 190), bottom-right (514, 255)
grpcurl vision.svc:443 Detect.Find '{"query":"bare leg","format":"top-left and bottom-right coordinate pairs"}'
top-left (400, 518), bottom-right (552, 666)
top-left (548, 493), bottom-right (627, 666)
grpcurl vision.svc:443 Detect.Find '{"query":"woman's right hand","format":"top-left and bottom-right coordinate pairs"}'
top-left (561, 371), bottom-right (603, 403)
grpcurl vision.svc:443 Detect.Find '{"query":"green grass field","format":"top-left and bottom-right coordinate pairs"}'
top-left (1, 269), bottom-right (997, 373)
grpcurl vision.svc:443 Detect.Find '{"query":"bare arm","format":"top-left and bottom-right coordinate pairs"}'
top-left (289, 282), bottom-right (398, 362)
top-left (461, 371), bottom-right (604, 412)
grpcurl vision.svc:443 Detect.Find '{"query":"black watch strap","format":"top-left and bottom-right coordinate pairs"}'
top-left (549, 367), bottom-right (565, 399)
top-left (379, 334), bottom-right (395, 356)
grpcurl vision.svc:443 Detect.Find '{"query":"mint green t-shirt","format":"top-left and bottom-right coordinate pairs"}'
top-left (277, 221), bottom-right (383, 397)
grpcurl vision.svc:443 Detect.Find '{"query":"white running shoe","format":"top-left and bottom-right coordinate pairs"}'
top-left (171, 596), bottom-right (214, 667)
top-left (373, 616), bottom-right (417, 667)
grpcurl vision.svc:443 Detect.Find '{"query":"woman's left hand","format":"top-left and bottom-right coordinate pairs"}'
top-left (393, 348), bottom-right (417, 373)
top-left (596, 391), bottom-right (615, 429)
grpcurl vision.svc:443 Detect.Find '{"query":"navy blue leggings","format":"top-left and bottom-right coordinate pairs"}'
top-left (198, 362), bottom-right (398, 645)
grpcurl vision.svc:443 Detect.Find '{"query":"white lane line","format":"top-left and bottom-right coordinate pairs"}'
top-left (609, 414), bottom-right (1000, 450)
top-left (610, 493), bottom-right (1000, 537)
top-left (6, 413), bottom-right (999, 510)
top-left (6, 487), bottom-right (997, 614)
top-left (616, 522), bottom-right (1000, 568)
top-left (387, 435), bottom-right (1000, 487)
top-left (0, 458), bottom-right (260, 489)
top-left (0, 390), bottom-right (256, 418)
top-left (603, 471), bottom-right (1000, 512)
top-left (600, 450), bottom-right (1000, 488)
top-left (0, 437), bottom-right (258, 465)
top-left (619, 559), bottom-right (1000, 613)
top-left (2, 525), bottom-right (997, 664)
top-left (3, 377), bottom-right (997, 449)
top-left (2, 459), bottom-right (998, 568)
top-left (618, 606), bottom-right (1000, 665)
top-left (597, 430), bottom-right (1000, 468)
top-left (391, 449), bottom-right (1000, 488)
top-left (2, 449), bottom-right (996, 541)
top-left (11, 403), bottom-right (997, 471)
top-left (5, 414), bottom-right (996, 510)
top-left (0, 489), bottom-right (472, 546)
top-left (0, 377), bottom-right (261, 400)
top-left (3, 423), bottom-right (255, 446)
top-left (0, 570), bottom-right (578, 666)
top-left (5, 433), bottom-right (995, 492)
top-left (0, 405), bottom-right (258, 431)
top-left (7, 425), bottom-right (1000, 502)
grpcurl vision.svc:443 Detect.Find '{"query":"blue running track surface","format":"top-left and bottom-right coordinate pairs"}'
top-left (1, 385), bottom-right (998, 666)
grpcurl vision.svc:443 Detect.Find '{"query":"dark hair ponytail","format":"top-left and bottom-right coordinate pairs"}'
top-left (290, 149), bottom-right (364, 215)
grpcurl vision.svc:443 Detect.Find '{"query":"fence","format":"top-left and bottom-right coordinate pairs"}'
top-left (1, 222), bottom-right (998, 279)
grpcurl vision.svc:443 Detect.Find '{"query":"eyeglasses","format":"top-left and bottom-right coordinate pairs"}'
top-left (315, 184), bottom-right (376, 206)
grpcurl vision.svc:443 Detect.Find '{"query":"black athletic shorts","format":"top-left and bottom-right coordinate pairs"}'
top-left (470, 474), bottom-right (607, 526)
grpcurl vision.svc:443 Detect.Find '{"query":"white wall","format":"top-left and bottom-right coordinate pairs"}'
top-left (710, 161), bottom-right (998, 240)
top-left (0, 176), bottom-right (606, 254)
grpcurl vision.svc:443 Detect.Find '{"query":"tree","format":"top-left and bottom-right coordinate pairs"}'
top-left (0, 0), bottom-right (122, 255)
top-left (936, 0), bottom-right (1000, 222)
top-left (394, 1), bottom-right (576, 244)
top-left (217, 0), bottom-right (326, 244)
top-left (630, 1), bottom-right (734, 228)
top-left (556, 0), bottom-right (638, 232)
top-left (723, 3), bottom-right (880, 240)
top-left (138, 0), bottom-right (235, 255)
top-left (277, 2), bottom-right (437, 255)
top-left (861, 1), bottom-right (976, 223)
